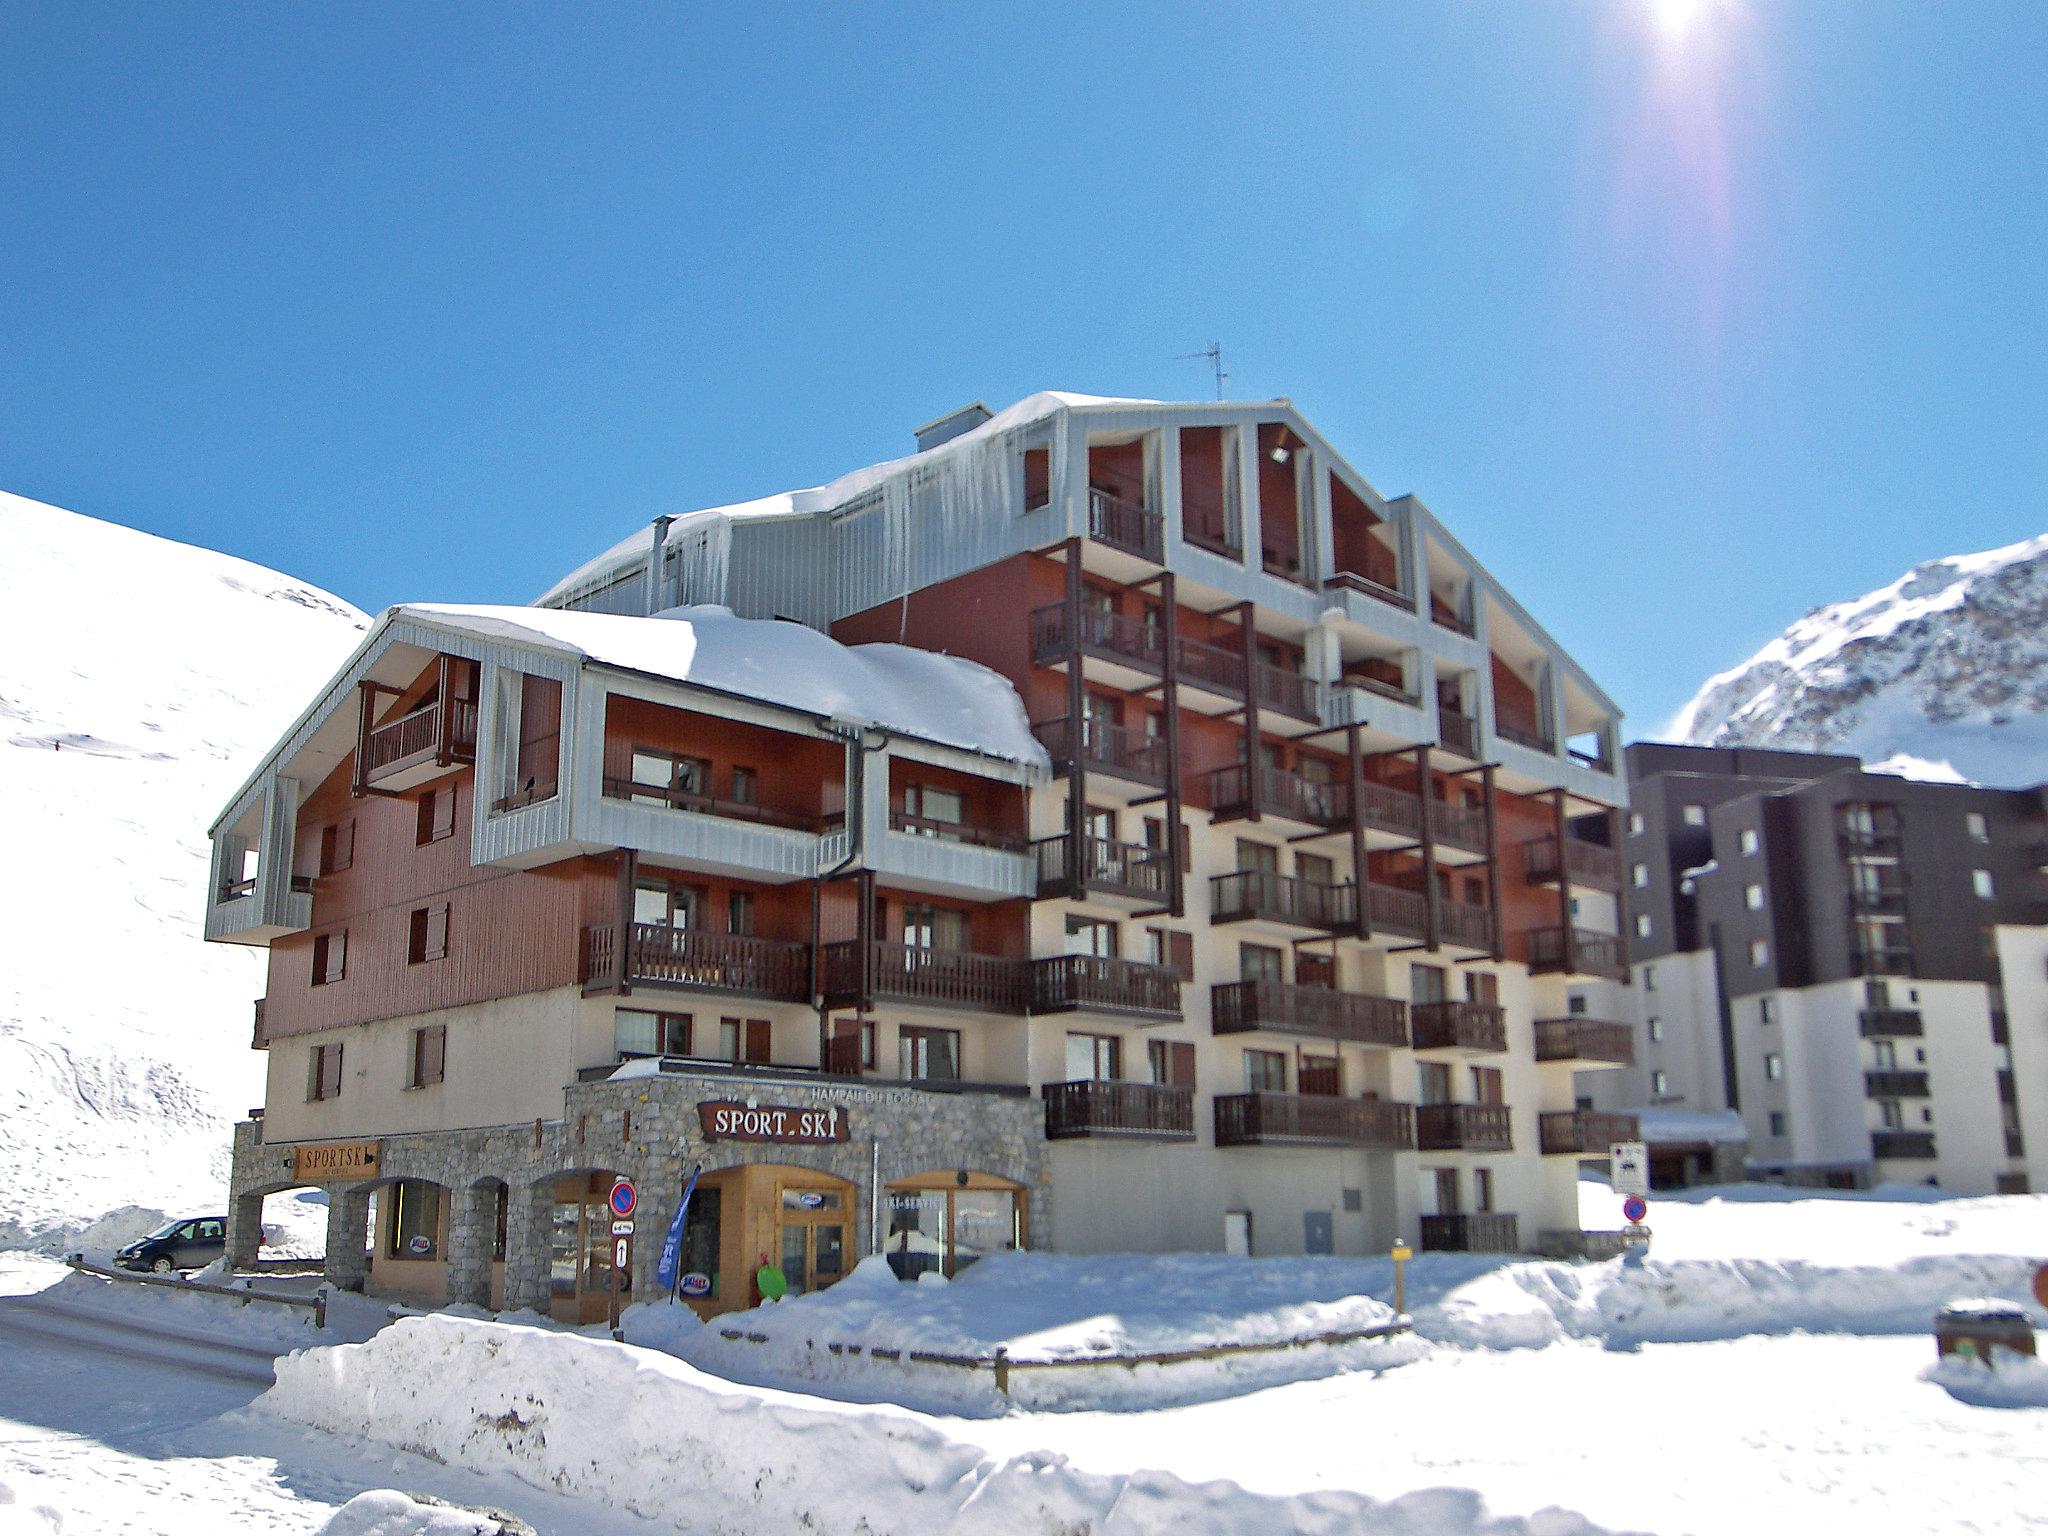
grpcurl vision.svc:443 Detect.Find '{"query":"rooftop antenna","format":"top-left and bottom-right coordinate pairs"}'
top-left (1178, 342), bottom-right (1227, 401)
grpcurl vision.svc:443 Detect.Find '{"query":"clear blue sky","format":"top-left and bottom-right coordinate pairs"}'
top-left (4, 2), bottom-right (2043, 733)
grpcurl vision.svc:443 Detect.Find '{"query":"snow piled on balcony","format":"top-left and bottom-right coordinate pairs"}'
top-left (401, 601), bottom-right (1049, 768)
top-left (0, 490), bottom-right (368, 1252)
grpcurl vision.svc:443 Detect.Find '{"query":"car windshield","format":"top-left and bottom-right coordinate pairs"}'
top-left (143, 1220), bottom-right (186, 1239)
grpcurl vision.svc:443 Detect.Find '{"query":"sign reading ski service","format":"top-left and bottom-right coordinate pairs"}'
top-left (1610, 1141), bottom-right (1650, 1199)
top-left (697, 1101), bottom-right (850, 1144)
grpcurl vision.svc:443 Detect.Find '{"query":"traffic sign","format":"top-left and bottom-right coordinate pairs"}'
top-left (1610, 1142), bottom-right (1650, 1199)
top-left (1622, 1194), bottom-right (1648, 1224)
top-left (614, 1237), bottom-right (630, 1270)
top-left (609, 1178), bottom-right (637, 1219)
top-left (611, 1219), bottom-right (636, 1237)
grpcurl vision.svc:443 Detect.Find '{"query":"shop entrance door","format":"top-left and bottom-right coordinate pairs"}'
top-left (774, 1178), bottom-right (849, 1297)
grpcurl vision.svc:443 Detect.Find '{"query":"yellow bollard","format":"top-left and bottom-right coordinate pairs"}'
top-left (1391, 1239), bottom-right (1412, 1316)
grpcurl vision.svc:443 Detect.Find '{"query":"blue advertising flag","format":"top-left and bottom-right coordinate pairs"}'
top-left (657, 1163), bottom-right (702, 1297)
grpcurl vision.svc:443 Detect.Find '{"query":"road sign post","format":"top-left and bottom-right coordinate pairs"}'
top-left (606, 1178), bottom-right (637, 1337)
top-left (1609, 1141), bottom-right (1650, 1199)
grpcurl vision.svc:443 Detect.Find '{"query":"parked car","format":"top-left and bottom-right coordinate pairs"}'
top-left (114, 1216), bottom-right (227, 1274)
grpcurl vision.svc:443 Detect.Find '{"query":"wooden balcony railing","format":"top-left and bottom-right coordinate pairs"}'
top-left (582, 923), bottom-right (813, 1002)
top-left (1419, 1213), bottom-right (1519, 1253)
top-left (889, 811), bottom-right (1028, 854)
top-left (1858, 1008), bottom-right (1924, 1037)
top-left (1533, 1017), bottom-right (1635, 1065)
top-left (1205, 762), bottom-right (1345, 826)
top-left (1437, 710), bottom-right (1480, 759)
top-left (603, 776), bottom-right (823, 833)
top-left (1366, 882), bottom-right (1428, 939)
top-left (1521, 835), bottom-right (1623, 891)
top-left (1174, 633), bottom-right (1248, 697)
top-left (1526, 926), bottom-right (1628, 980)
top-left (1410, 1000), bottom-right (1508, 1054)
top-left (363, 697), bottom-right (478, 780)
top-left (820, 941), bottom-right (1031, 1014)
top-left (1032, 716), bottom-right (1168, 785)
top-left (1252, 661), bottom-right (1321, 723)
top-left (1213, 1092), bottom-right (1414, 1150)
top-left (1865, 1070), bottom-right (1931, 1099)
top-left (1438, 896), bottom-right (1496, 951)
top-left (1325, 569), bottom-right (1412, 611)
top-left (1414, 1102), bottom-right (1514, 1151)
top-left (1087, 489), bottom-right (1165, 562)
top-left (1429, 595), bottom-right (1476, 637)
top-left (1428, 798), bottom-right (1490, 853)
top-left (1209, 869), bottom-right (1353, 930)
top-left (1871, 1130), bottom-right (1937, 1160)
top-left (1043, 1079), bottom-right (1194, 1140)
top-left (1493, 717), bottom-right (1554, 755)
top-left (1031, 953), bottom-right (1182, 1018)
top-left (1211, 979), bottom-right (1408, 1048)
top-left (1354, 779), bottom-right (1424, 839)
top-left (1029, 602), bottom-right (1165, 673)
top-left (1034, 834), bottom-right (1172, 903)
top-left (1539, 1110), bottom-right (1640, 1155)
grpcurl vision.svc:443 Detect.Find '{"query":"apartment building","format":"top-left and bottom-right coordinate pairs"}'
top-left (208, 392), bottom-right (1638, 1321)
top-left (1594, 742), bottom-right (2048, 1193)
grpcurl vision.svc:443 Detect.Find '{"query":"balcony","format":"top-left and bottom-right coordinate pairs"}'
top-left (1211, 979), bottom-right (1408, 1048)
top-left (1213, 1092), bottom-right (1414, 1150)
top-left (1533, 1017), bottom-right (1634, 1066)
top-left (1871, 1130), bottom-right (1936, 1160)
top-left (1364, 882), bottom-right (1428, 941)
top-left (1032, 716), bottom-right (1168, 787)
top-left (1206, 762), bottom-right (1345, 827)
top-left (1043, 1079), bottom-right (1193, 1141)
top-left (1031, 953), bottom-right (1182, 1019)
top-left (1493, 718), bottom-right (1554, 755)
top-left (361, 696), bottom-right (478, 791)
top-left (1086, 488), bottom-right (1164, 563)
top-left (1847, 889), bottom-right (1908, 918)
top-left (1438, 710), bottom-right (1480, 760)
top-left (820, 941), bottom-right (1030, 1015)
top-left (1209, 869), bottom-right (1353, 931)
top-left (1414, 1102), bottom-right (1514, 1152)
top-left (1526, 926), bottom-right (1628, 981)
top-left (1865, 1070), bottom-right (1930, 1099)
top-left (1429, 594), bottom-right (1476, 638)
top-left (1521, 834), bottom-right (1622, 892)
top-left (1539, 1110), bottom-right (1640, 1156)
top-left (1850, 943), bottom-right (1916, 977)
top-left (1419, 1213), bottom-right (1519, 1253)
top-left (1438, 896), bottom-right (1496, 951)
top-left (889, 811), bottom-right (1028, 854)
top-left (1838, 828), bottom-right (1903, 857)
top-left (1351, 779), bottom-right (1425, 840)
top-left (604, 777), bottom-right (827, 834)
top-left (1324, 569), bottom-right (1412, 611)
top-left (1428, 798), bottom-right (1490, 856)
top-left (582, 923), bottom-right (813, 1003)
top-left (1858, 1008), bottom-right (1923, 1037)
top-left (1033, 834), bottom-right (1172, 904)
top-left (1252, 661), bottom-right (1322, 724)
top-left (1410, 1000), bottom-right (1508, 1054)
top-left (1030, 603), bottom-right (1165, 675)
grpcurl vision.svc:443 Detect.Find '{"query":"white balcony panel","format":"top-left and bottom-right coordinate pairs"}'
top-left (872, 829), bottom-right (1035, 901)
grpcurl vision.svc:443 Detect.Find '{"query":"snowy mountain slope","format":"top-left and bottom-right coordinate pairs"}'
top-left (0, 491), bottom-right (367, 1249)
top-left (1670, 533), bottom-right (2048, 787)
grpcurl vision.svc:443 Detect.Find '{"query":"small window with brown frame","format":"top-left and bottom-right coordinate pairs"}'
top-left (318, 819), bottom-right (354, 875)
top-left (311, 930), bottom-right (347, 986)
top-left (408, 1024), bottom-right (446, 1089)
top-left (416, 785), bottom-right (457, 846)
top-left (408, 904), bottom-right (449, 964)
top-left (307, 1042), bottom-right (343, 1101)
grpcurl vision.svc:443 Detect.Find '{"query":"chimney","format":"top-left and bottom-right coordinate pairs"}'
top-left (912, 401), bottom-right (993, 454)
top-left (647, 515), bottom-right (674, 614)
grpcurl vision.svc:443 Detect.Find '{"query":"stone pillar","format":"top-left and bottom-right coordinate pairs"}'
top-left (226, 1189), bottom-right (266, 1272)
top-left (445, 1183), bottom-right (499, 1309)
top-left (325, 1185), bottom-right (373, 1292)
top-left (501, 1177), bottom-right (556, 1315)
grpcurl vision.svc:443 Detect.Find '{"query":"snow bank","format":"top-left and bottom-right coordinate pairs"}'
top-left (316, 1489), bottom-right (528, 1535)
top-left (30, 1263), bottom-right (387, 1347)
top-left (0, 1475), bottom-right (66, 1533)
top-left (1920, 1351), bottom-right (2048, 1409)
top-left (625, 1252), bottom-right (1419, 1412)
top-left (266, 1315), bottom-right (1624, 1536)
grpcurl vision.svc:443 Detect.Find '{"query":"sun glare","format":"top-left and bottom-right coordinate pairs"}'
top-left (1649, 0), bottom-right (1712, 42)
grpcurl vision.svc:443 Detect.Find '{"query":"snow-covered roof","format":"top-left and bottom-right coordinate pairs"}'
top-left (539, 391), bottom-right (1154, 604)
top-left (399, 602), bottom-right (1048, 769)
top-left (1628, 1107), bottom-right (1750, 1145)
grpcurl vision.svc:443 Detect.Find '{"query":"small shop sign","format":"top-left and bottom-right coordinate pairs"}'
top-left (292, 1140), bottom-right (381, 1183)
top-left (698, 1101), bottom-right (850, 1144)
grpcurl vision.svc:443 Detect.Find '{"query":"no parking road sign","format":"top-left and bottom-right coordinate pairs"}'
top-left (609, 1177), bottom-right (637, 1220)
top-left (1622, 1194), bottom-right (1649, 1224)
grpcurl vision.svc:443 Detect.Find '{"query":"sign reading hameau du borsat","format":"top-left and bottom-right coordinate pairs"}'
top-left (696, 1101), bottom-right (849, 1145)
top-left (292, 1140), bottom-right (382, 1182)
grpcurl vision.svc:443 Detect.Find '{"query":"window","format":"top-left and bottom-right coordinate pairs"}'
top-left (416, 786), bottom-right (457, 845)
top-left (1749, 939), bottom-right (1769, 967)
top-left (1409, 963), bottom-right (1448, 1004)
top-left (1472, 1168), bottom-right (1495, 1213)
top-left (511, 673), bottom-right (562, 804)
top-left (1065, 1032), bottom-right (1121, 1081)
top-left (1647, 1017), bottom-right (1663, 1043)
top-left (1297, 851), bottom-right (1335, 887)
top-left (1147, 927), bottom-right (1195, 981)
top-left (1022, 444), bottom-right (1051, 510)
top-left (903, 904), bottom-right (969, 952)
top-left (1416, 1060), bottom-right (1453, 1104)
top-left (1240, 943), bottom-right (1284, 983)
top-left (1632, 863), bottom-right (1649, 888)
top-left (1642, 964), bottom-right (1657, 992)
top-left (1235, 839), bottom-right (1279, 875)
top-left (903, 782), bottom-right (965, 830)
top-left (1470, 1066), bottom-right (1504, 1105)
top-left (1682, 805), bottom-right (1706, 827)
top-left (311, 930), bottom-right (347, 986)
top-left (1628, 812), bottom-right (1645, 836)
top-left (1764, 1052), bottom-right (1783, 1081)
top-left (634, 879), bottom-right (701, 930)
top-left (727, 890), bottom-right (755, 936)
top-left (900, 1026), bottom-right (960, 1082)
top-left (1872, 1040), bottom-right (1897, 1070)
top-left (1739, 828), bottom-right (1760, 856)
top-left (712, 1017), bottom-right (773, 1065)
top-left (827, 1016), bottom-right (876, 1074)
top-left (1242, 1049), bottom-right (1287, 1093)
top-left (1635, 913), bottom-right (1652, 939)
top-left (386, 1180), bottom-right (440, 1259)
top-left (1972, 870), bottom-right (1995, 900)
top-left (1879, 1099), bottom-right (1904, 1130)
top-left (1567, 992), bottom-right (1588, 1016)
top-left (729, 765), bottom-right (757, 805)
top-left (1064, 914), bottom-right (1119, 958)
top-left (1649, 1069), bottom-right (1668, 1096)
top-left (408, 1024), bottom-right (446, 1088)
top-left (1759, 996), bottom-right (1775, 1024)
top-left (628, 748), bottom-right (709, 807)
top-left (407, 903), bottom-right (449, 964)
top-left (1745, 883), bottom-right (1765, 911)
top-left (319, 819), bottom-right (355, 874)
top-left (1966, 811), bottom-right (1989, 843)
top-left (1768, 1111), bottom-right (1786, 1137)
top-left (615, 1009), bottom-right (691, 1058)
top-left (1466, 970), bottom-right (1500, 1005)
top-left (1147, 1039), bottom-right (1196, 1088)
top-left (308, 1042), bottom-right (343, 1101)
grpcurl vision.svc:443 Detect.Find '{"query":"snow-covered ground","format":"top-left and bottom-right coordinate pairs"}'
top-left (0, 492), bottom-right (367, 1254)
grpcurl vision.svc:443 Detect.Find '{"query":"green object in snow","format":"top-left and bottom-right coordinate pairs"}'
top-left (756, 1263), bottom-right (787, 1301)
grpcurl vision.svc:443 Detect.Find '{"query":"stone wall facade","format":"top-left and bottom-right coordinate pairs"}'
top-left (227, 1065), bottom-right (1049, 1311)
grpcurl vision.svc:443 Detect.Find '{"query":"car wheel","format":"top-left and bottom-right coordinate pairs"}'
top-left (151, 1257), bottom-right (175, 1274)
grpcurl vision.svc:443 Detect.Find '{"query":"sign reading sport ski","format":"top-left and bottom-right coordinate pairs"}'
top-left (697, 1101), bottom-right (850, 1144)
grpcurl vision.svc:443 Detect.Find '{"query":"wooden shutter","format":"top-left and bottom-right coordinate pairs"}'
top-left (1167, 1040), bottom-right (1196, 1089)
top-left (426, 903), bottom-right (449, 961)
top-left (320, 1044), bottom-right (343, 1100)
top-left (317, 931), bottom-right (347, 984)
top-left (1473, 1066), bottom-right (1504, 1105)
top-left (1296, 953), bottom-right (1336, 989)
top-left (1167, 930), bottom-right (1195, 983)
top-left (422, 1025), bottom-right (446, 1085)
top-left (434, 785), bottom-right (457, 840)
top-left (744, 1019), bottom-right (772, 1064)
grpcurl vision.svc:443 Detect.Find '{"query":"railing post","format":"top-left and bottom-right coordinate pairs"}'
top-left (1159, 571), bottom-right (1186, 918)
top-left (1551, 790), bottom-right (1577, 977)
top-left (1062, 539), bottom-right (1089, 885)
top-left (614, 850), bottom-right (637, 995)
top-left (1415, 746), bottom-right (1438, 954)
top-left (1233, 602), bottom-right (1261, 822)
top-left (434, 654), bottom-right (453, 767)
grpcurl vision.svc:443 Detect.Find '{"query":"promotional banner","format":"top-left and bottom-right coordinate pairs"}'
top-left (657, 1162), bottom-right (702, 1298)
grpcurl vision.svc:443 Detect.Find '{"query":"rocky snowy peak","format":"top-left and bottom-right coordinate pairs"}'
top-left (1670, 532), bottom-right (2048, 788)
top-left (0, 491), bottom-right (367, 1250)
